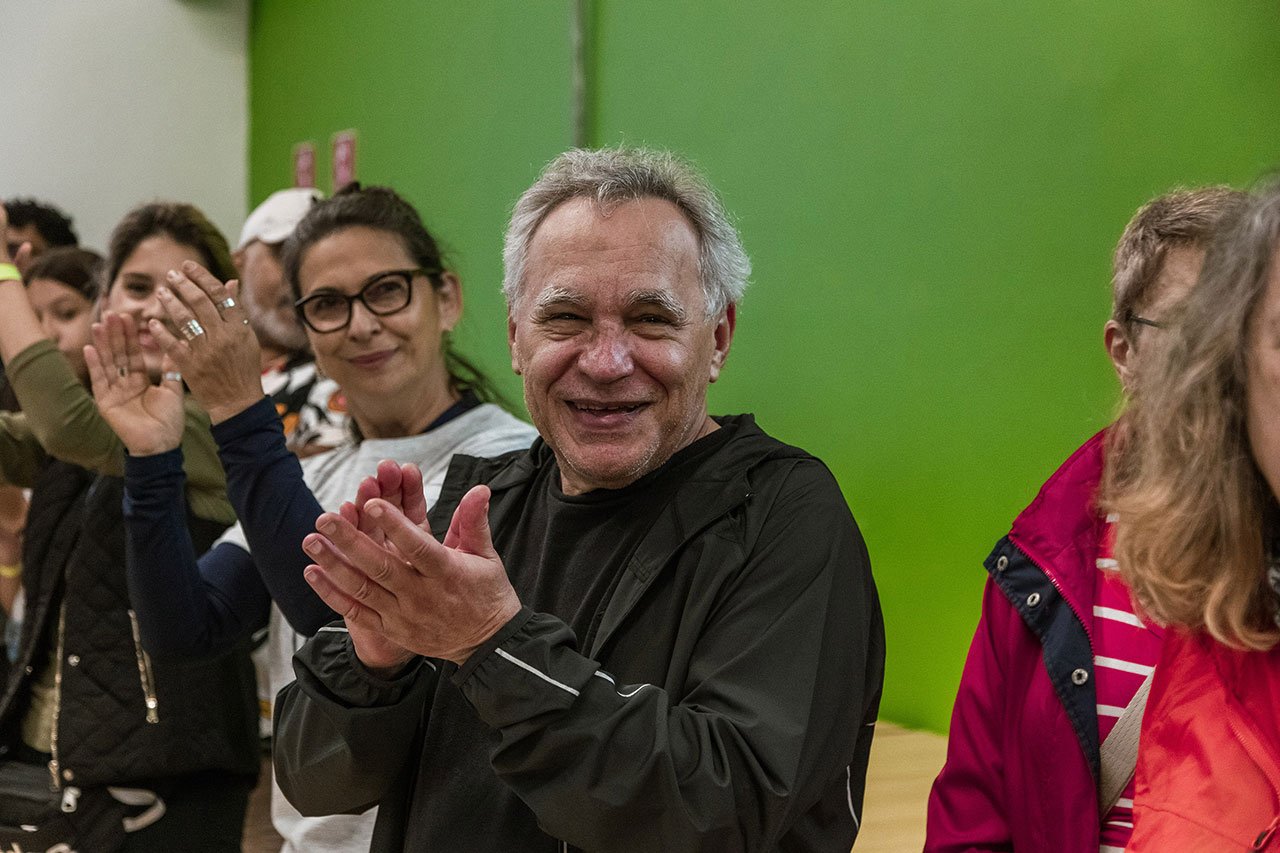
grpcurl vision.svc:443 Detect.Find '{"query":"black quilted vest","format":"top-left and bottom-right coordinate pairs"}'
top-left (0, 458), bottom-right (258, 788)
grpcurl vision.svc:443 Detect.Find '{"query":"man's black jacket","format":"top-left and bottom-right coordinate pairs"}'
top-left (275, 415), bottom-right (884, 852)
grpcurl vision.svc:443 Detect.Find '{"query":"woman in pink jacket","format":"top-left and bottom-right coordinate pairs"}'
top-left (926, 187), bottom-right (1245, 852)
top-left (1101, 182), bottom-right (1280, 851)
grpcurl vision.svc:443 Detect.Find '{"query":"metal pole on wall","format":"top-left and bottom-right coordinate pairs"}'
top-left (570, 0), bottom-right (589, 147)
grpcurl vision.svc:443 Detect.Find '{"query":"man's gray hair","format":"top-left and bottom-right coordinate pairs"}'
top-left (502, 147), bottom-right (751, 317)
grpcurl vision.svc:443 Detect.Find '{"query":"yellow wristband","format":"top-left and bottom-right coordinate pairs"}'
top-left (0, 263), bottom-right (19, 283)
top-left (0, 563), bottom-right (21, 579)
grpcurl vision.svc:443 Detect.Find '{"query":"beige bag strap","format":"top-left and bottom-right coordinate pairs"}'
top-left (1098, 669), bottom-right (1154, 817)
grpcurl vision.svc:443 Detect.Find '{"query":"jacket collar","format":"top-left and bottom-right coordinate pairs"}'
top-left (483, 415), bottom-right (808, 656)
top-left (1007, 430), bottom-right (1109, 624)
top-left (591, 415), bottom-right (810, 654)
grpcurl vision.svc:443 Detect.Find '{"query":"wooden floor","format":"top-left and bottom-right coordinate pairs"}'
top-left (243, 756), bottom-right (283, 852)
top-left (857, 722), bottom-right (948, 852)
top-left (242, 721), bottom-right (946, 852)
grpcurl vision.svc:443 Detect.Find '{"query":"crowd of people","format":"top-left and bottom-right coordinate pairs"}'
top-left (0, 145), bottom-right (1274, 852)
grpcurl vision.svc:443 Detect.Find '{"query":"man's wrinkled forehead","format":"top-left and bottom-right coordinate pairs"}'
top-left (535, 195), bottom-right (694, 249)
top-left (519, 196), bottom-right (700, 301)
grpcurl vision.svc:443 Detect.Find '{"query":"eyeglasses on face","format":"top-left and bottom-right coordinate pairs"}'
top-left (294, 267), bottom-right (436, 333)
top-left (1125, 310), bottom-right (1166, 330)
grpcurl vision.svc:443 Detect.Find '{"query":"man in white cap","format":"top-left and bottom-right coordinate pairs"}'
top-left (236, 191), bottom-right (357, 842)
top-left (235, 188), bottom-right (347, 456)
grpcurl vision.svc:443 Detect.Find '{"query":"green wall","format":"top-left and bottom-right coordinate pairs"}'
top-left (249, 1), bottom-right (1280, 733)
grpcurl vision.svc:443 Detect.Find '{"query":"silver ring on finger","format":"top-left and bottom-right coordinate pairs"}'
top-left (116, 366), bottom-right (129, 378)
top-left (216, 297), bottom-right (236, 311)
top-left (180, 319), bottom-right (205, 341)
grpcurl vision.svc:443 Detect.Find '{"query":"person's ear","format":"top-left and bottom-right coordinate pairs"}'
top-left (1104, 318), bottom-right (1135, 390)
top-left (708, 304), bottom-right (737, 383)
top-left (434, 271), bottom-right (462, 333)
top-left (507, 312), bottom-right (522, 375)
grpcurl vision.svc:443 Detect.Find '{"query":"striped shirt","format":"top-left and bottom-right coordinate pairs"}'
top-left (1093, 516), bottom-right (1163, 852)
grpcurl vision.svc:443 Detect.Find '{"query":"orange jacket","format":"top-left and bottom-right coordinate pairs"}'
top-left (1129, 630), bottom-right (1280, 851)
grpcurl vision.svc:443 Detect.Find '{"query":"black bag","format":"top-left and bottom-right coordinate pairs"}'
top-left (0, 760), bottom-right (128, 852)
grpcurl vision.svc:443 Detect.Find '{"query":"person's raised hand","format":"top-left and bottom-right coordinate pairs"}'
top-left (148, 260), bottom-right (264, 425)
top-left (85, 312), bottom-right (185, 456)
top-left (302, 485), bottom-right (519, 667)
top-left (299, 500), bottom-right (418, 677)
top-left (351, 461), bottom-right (430, 546)
top-left (315, 464), bottom-right (431, 673)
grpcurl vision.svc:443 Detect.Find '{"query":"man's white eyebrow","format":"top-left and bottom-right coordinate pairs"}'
top-left (531, 286), bottom-right (588, 313)
top-left (626, 289), bottom-right (689, 322)
top-left (529, 286), bottom-right (691, 322)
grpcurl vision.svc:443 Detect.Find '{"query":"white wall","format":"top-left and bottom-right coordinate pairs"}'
top-left (1, 0), bottom-right (248, 253)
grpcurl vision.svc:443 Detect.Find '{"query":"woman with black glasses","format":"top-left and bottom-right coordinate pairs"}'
top-left (88, 185), bottom-right (535, 853)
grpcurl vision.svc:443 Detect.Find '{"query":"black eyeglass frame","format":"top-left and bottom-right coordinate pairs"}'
top-left (293, 267), bottom-right (438, 333)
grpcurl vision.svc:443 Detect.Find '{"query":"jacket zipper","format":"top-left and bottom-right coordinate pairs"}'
top-left (1254, 815), bottom-right (1280, 851)
top-left (47, 599), bottom-right (67, 789)
top-left (128, 610), bottom-right (160, 723)
top-left (47, 599), bottom-right (82, 813)
top-left (1008, 535), bottom-right (1098, 650)
top-left (1040, 562), bottom-right (1095, 651)
top-left (1223, 710), bottom-right (1280, 850)
top-left (1215, 657), bottom-right (1280, 851)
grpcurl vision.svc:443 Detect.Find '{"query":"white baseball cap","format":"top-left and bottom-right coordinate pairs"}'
top-left (236, 187), bottom-right (323, 251)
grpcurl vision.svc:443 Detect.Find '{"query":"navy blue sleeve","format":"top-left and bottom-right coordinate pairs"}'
top-left (212, 397), bottom-right (337, 636)
top-left (124, 449), bottom-right (272, 657)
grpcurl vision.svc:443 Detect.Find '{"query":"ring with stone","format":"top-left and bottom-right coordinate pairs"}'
top-left (162, 371), bottom-right (183, 383)
top-left (180, 319), bottom-right (205, 341)
top-left (116, 366), bottom-right (129, 378)
top-left (217, 297), bottom-right (236, 310)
